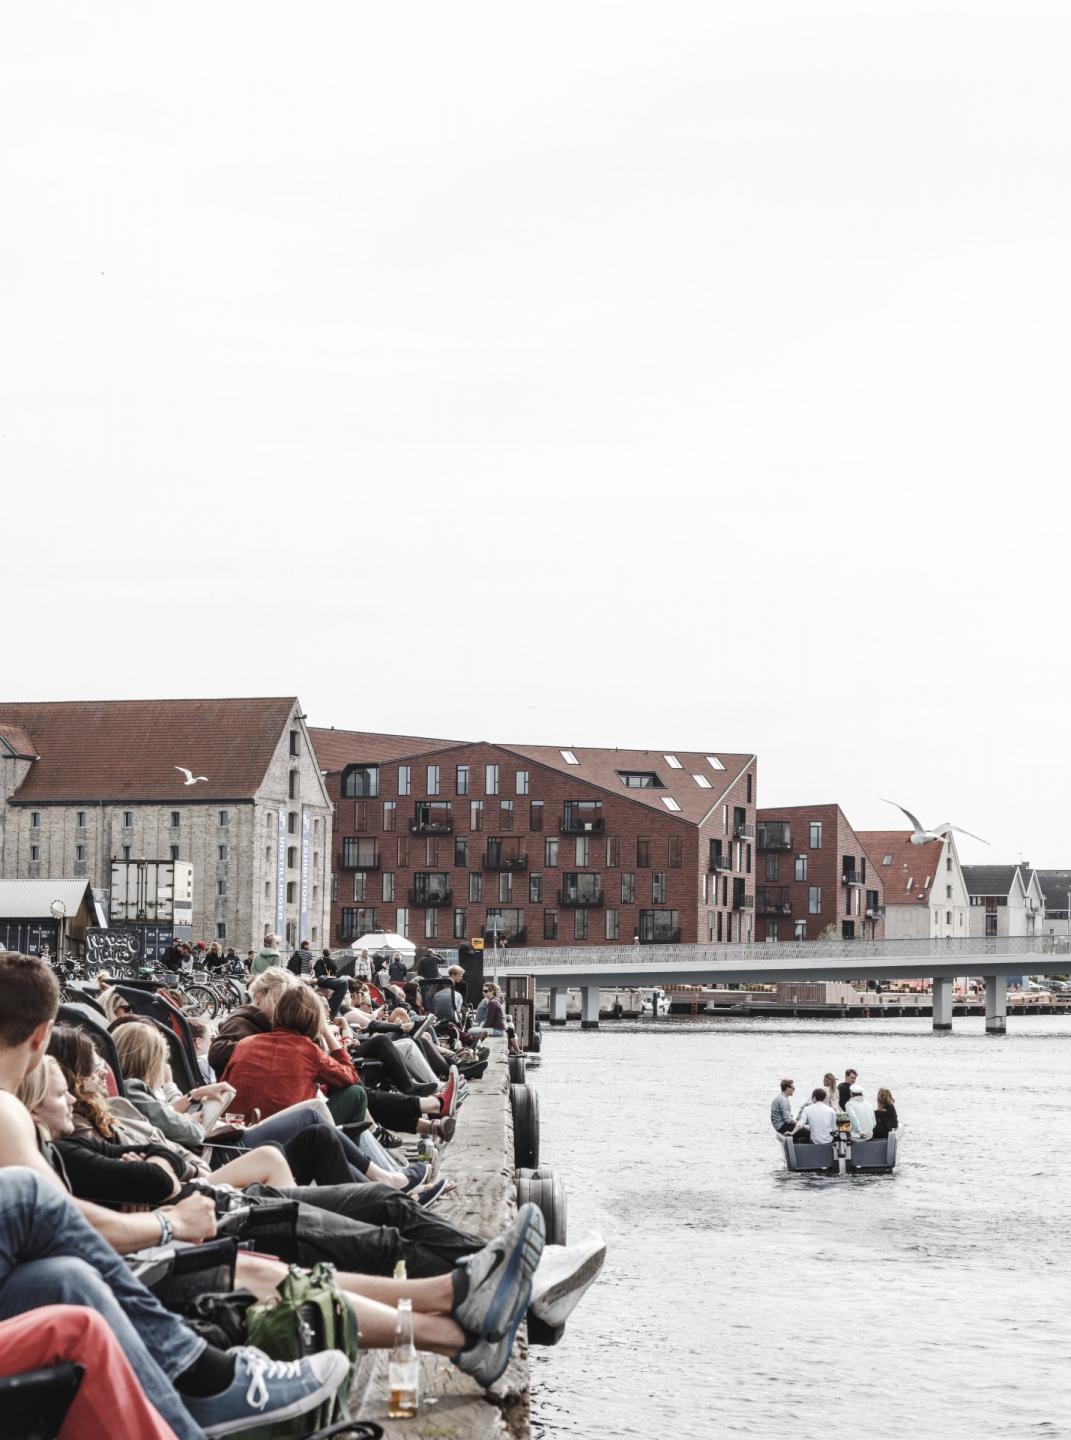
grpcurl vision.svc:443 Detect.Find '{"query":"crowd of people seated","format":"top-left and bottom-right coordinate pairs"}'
top-left (770, 1067), bottom-right (899, 1144)
top-left (0, 949), bottom-right (605, 1438)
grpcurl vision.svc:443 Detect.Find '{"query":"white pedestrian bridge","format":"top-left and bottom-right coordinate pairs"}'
top-left (494, 935), bottom-right (1071, 1033)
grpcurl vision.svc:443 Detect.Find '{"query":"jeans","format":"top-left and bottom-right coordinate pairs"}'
top-left (249, 1181), bottom-right (486, 1278)
top-left (0, 1169), bottom-right (206, 1440)
top-left (242, 1106), bottom-right (370, 1177)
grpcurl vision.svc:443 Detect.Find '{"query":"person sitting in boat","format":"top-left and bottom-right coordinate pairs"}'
top-left (770, 1078), bottom-right (796, 1134)
top-left (836, 1068), bottom-right (858, 1111)
top-left (871, 1087), bottom-right (898, 1140)
top-left (845, 1086), bottom-right (875, 1140)
top-left (787, 1087), bottom-right (837, 1146)
top-left (822, 1072), bottom-right (839, 1110)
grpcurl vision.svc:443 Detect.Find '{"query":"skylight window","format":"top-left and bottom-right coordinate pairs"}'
top-left (882, 854), bottom-right (893, 865)
top-left (560, 750), bottom-right (579, 765)
top-left (906, 877), bottom-right (914, 890)
top-left (662, 796), bottom-right (682, 811)
top-left (693, 775), bottom-right (712, 789)
top-left (663, 754), bottom-right (682, 769)
top-left (706, 756), bottom-right (725, 771)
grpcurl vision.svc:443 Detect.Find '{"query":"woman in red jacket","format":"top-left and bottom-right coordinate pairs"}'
top-left (222, 984), bottom-right (367, 1125)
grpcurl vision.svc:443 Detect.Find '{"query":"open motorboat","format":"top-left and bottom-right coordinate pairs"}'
top-left (777, 1127), bottom-right (900, 1175)
top-left (641, 986), bottom-right (671, 1017)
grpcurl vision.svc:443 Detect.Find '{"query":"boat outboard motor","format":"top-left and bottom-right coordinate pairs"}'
top-left (833, 1113), bottom-right (853, 1175)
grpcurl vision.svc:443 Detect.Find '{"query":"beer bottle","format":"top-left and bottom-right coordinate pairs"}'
top-left (388, 1297), bottom-right (418, 1419)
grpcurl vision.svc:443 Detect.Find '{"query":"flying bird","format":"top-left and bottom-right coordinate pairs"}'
top-left (175, 767), bottom-right (208, 786)
top-left (880, 798), bottom-right (988, 846)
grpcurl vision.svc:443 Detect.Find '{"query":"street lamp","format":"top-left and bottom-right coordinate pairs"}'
top-left (49, 900), bottom-right (67, 963)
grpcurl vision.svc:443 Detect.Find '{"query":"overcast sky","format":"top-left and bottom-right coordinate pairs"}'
top-left (3, 4), bottom-right (1068, 865)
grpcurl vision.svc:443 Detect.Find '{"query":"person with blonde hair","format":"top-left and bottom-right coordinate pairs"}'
top-left (208, 964), bottom-right (295, 1075)
top-left (249, 932), bottom-right (283, 977)
top-left (111, 1022), bottom-right (232, 1148)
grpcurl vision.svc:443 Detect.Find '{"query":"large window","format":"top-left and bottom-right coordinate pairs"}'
top-left (341, 765), bottom-right (379, 798)
top-left (636, 838), bottom-right (651, 868)
top-left (561, 873), bottom-right (603, 904)
top-left (605, 908), bottom-right (619, 940)
top-left (340, 906), bottom-right (376, 939)
top-left (498, 872), bottom-right (513, 902)
top-left (544, 837), bottom-right (559, 867)
top-left (575, 836), bottom-right (589, 866)
top-left (485, 764), bottom-right (499, 796)
top-left (544, 910), bottom-right (558, 940)
top-left (454, 837), bottom-right (469, 868)
top-left (499, 800), bottom-right (514, 831)
top-left (425, 909), bottom-right (438, 938)
top-left (453, 908), bottom-right (467, 939)
top-left (456, 765), bottom-right (469, 795)
top-left (352, 874), bottom-right (367, 901)
top-left (469, 873), bottom-right (482, 902)
top-left (652, 873), bottom-right (667, 903)
top-left (606, 836), bottom-right (619, 867)
top-left (809, 822), bottom-right (822, 849)
top-left (621, 872), bottom-right (635, 904)
top-left (529, 873), bottom-right (543, 903)
top-left (470, 801), bottom-right (483, 832)
top-left (530, 801), bottom-right (544, 832)
top-left (765, 854), bottom-right (779, 882)
top-left (383, 801), bottom-right (396, 832)
top-left (398, 765), bottom-right (411, 797)
top-left (485, 907), bottom-right (524, 940)
top-left (808, 886), bottom-right (822, 914)
top-left (427, 764), bottom-right (440, 796)
top-left (638, 909), bottom-right (679, 942)
top-left (515, 770), bottom-right (529, 795)
top-left (667, 837), bottom-right (683, 868)
top-left (382, 873), bottom-right (395, 902)
top-left (795, 855), bottom-right (807, 882)
top-left (342, 838), bottom-right (379, 869)
top-left (574, 910), bottom-right (589, 940)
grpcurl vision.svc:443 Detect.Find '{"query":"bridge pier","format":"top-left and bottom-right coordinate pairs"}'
top-left (581, 985), bottom-right (600, 1030)
top-left (985, 974), bottom-right (1007, 1035)
top-left (932, 976), bottom-right (953, 1031)
top-left (549, 987), bottom-right (569, 1026)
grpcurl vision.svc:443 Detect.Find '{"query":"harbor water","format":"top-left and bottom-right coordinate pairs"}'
top-left (529, 1017), bottom-right (1071, 1440)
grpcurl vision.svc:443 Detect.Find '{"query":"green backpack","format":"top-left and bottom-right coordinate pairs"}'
top-left (242, 1262), bottom-right (360, 1439)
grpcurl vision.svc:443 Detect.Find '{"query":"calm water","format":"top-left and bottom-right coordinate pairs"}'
top-left (528, 1017), bottom-right (1071, 1440)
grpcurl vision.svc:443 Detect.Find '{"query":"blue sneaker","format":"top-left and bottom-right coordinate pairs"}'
top-left (185, 1346), bottom-right (351, 1436)
top-left (453, 1202), bottom-right (546, 1343)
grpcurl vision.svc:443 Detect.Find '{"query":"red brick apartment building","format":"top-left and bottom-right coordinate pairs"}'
top-left (755, 804), bottom-right (885, 942)
top-left (309, 730), bottom-right (758, 948)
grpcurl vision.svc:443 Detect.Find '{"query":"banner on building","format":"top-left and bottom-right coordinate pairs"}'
top-left (299, 809), bottom-right (310, 942)
top-left (276, 810), bottom-right (287, 938)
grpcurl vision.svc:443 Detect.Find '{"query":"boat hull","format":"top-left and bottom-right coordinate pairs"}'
top-left (779, 1131), bottom-right (899, 1174)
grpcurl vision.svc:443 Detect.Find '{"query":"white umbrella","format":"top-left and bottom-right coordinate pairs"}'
top-left (350, 931), bottom-right (416, 957)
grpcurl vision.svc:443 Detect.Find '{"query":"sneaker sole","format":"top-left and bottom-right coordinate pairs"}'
top-left (199, 1354), bottom-right (350, 1436)
top-left (482, 1206), bottom-right (546, 1341)
top-left (531, 1244), bottom-right (606, 1327)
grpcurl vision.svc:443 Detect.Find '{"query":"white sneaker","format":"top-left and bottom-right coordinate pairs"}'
top-left (529, 1232), bottom-right (606, 1328)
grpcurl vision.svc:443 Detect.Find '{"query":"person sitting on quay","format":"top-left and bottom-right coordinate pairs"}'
top-left (788, 1087), bottom-right (838, 1146)
top-left (845, 1086), bottom-right (876, 1140)
top-left (770, 1078), bottom-right (796, 1134)
top-left (871, 1087), bottom-right (899, 1140)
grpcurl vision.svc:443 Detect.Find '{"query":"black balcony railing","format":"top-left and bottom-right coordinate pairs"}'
top-left (710, 851), bottom-right (733, 872)
top-left (482, 853), bottom-right (529, 871)
top-left (733, 892), bottom-right (755, 910)
top-left (558, 887), bottom-right (605, 908)
top-left (483, 927), bottom-right (526, 947)
top-left (409, 888), bottom-right (452, 907)
top-left (559, 815), bottom-right (605, 834)
top-left (733, 821), bottom-right (755, 841)
top-left (336, 921), bottom-right (374, 941)
top-left (842, 869), bottom-right (863, 886)
top-left (639, 928), bottom-right (681, 945)
top-left (756, 824), bottom-right (791, 851)
top-left (409, 818), bottom-right (454, 835)
top-left (866, 906), bottom-right (885, 919)
top-left (756, 888), bottom-right (792, 916)
top-left (337, 849), bottom-right (380, 871)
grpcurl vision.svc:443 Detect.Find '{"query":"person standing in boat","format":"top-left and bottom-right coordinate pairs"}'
top-left (788, 1087), bottom-right (837, 1146)
top-left (871, 1088), bottom-right (898, 1140)
top-left (770, 1078), bottom-right (796, 1134)
top-left (836, 1068), bottom-right (858, 1111)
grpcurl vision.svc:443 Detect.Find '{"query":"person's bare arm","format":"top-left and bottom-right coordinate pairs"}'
top-left (0, 1092), bottom-right (217, 1252)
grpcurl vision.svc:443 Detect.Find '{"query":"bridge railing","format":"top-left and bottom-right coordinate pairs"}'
top-left (494, 934), bottom-right (1071, 969)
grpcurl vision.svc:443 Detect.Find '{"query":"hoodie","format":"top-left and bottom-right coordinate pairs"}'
top-left (249, 947), bottom-right (282, 977)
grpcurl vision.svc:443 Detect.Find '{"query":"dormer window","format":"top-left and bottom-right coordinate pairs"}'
top-left (341, 765), bottom-right (379, 798)
top-left (618, 771), bottom-right (663, 789)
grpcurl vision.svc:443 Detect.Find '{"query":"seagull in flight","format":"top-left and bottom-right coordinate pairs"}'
top-left (880, 799), bottom-right (988, 846)
top-left (175, 766), bottom-right (208, 786)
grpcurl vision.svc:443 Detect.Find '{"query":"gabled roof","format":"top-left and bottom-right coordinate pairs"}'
top-left (0, 724), bottom-right (37, 759)
top-left (0, 699), bottom-right (299, 803)
top-left (960, 864), bottom-right (1023, 899)
top-left (1034, 870), bottom-right (1071, 913)
top-left (308, 728), bottom-right (460, 774)
top-left (496, 744), bottom-right (754, 824)
top-left (0, 878), bottom-right (99, 919)
top-left (857, 830), bottom-right (944, 907)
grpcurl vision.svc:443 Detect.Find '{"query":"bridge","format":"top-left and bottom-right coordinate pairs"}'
top-left (492, 935), bottom-right (1071, 1034)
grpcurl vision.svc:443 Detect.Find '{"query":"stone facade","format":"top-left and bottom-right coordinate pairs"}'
top-left (0, 703), bottom-right (332, 952)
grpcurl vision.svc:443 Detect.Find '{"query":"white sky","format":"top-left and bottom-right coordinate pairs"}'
top-left (3, 3), bottom-right (1068, 865)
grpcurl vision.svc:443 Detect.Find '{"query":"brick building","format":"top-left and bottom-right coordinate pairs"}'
top-left (0, 698), bottom-right (332, 952)
top-left (857, 831), bottom-right (970, 940)
top-left (755, 804), bottom-right (884, 941)
top-left (309, 729), bottom-right (758, 948)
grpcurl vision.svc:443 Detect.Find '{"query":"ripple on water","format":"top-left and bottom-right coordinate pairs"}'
top-left (528, 1017), bottom-right (1071, 1440)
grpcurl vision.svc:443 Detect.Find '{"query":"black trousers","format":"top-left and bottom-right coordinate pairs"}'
top-left (282, 1122), bottom-right (368, 1182)
top-left (248, 1182), bottom-right (485, 1278)
top-left (352, 1034), bottom-right (420, 1093)
top-left (365, 1089), bottom-right (422, 1133)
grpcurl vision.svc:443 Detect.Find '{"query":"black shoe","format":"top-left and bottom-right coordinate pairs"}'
top-left (408, 1081), bottom-right (439, 1097)
top-left (375, 1129), bottom-right (403, 1149)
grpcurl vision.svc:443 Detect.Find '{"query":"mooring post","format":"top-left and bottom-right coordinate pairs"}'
top-left (984, 974), bottom-right (1007, 1035)
top-left (549, 987), bottom-right (569, 1026)
top-left (932, 976), bottom-right (953, 1031)
top-left (581, 984), bottom-right (600, 1030)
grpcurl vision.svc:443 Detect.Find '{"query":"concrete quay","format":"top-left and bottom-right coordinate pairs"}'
top-left (351, 1039), bottom-right (530, 1438)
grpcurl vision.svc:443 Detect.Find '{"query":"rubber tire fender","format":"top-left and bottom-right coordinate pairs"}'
top-left (510, 1082), bottom-right (540, 1170)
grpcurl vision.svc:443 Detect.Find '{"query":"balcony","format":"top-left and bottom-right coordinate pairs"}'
top-left (866, 905), bottom-right (885, 919)
top-left (337, 847), bottom-right (380, 871)
top-left (639, 929), bottom-right (681, 945)
top-left (756, 887), bottom-right (792, 916)
top-left (336, 921), bottom-right (375, 942)
top-left (409, 816), bottom-right (453, 835)
top-left (483, 851), bottom-right (529, 872)
top-left (710, 849), bottom-right (733, 872)
top-left (732, 892), bottom-right (755, 911)
top-left (756, 824), bottom-right (791, 851)
top-left (409, 888), bottom-right (452, 907)
top-left (559, 815), bottom-right (605, 834)
top-left (733, 821), bottom-right (754, 841)
top-left (483, 927), bottom-right (526, 948)
top-left (558, 886), bottom-right (605, 908)
top-left (842, 868), bottom-right (864, 886)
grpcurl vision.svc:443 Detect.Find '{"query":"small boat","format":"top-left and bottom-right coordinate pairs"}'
top-left (777, 1128), bottom-right (900, 1175)
top-left (641, 986), bottom-right (671, 1017)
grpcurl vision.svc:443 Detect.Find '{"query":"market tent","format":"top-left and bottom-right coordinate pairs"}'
top-left (349, 931), bottom-right (417, 957)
